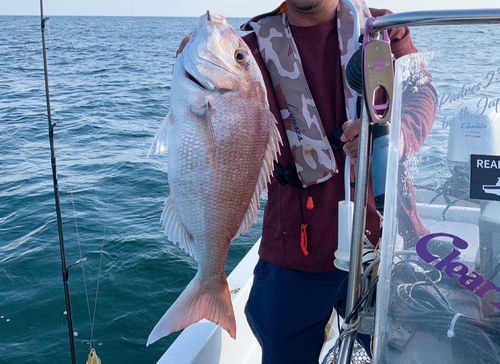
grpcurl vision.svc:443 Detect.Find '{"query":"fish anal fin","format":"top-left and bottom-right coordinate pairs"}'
top-left (146, 273), bottom-right (236, 346)
top-left (161, 197), bottom-right (196, 257)
top-left (235, 110), bottom-right (282, 238)
top-left (149, 112), bottom-right (175, 157)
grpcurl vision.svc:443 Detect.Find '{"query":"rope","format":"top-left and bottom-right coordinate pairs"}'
top-left (90, 176), bottom-right (113, 346)
top-left (69, 190), bottom-right (93, 331)
top-left (447, 313), bottom-right (462, 338)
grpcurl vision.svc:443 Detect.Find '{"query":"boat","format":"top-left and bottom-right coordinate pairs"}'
top-left (483, 178), bottom-right (500, 196)
top-left (158, 8), bottom-right (500, 364)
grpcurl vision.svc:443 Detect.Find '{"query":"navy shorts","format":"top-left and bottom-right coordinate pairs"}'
top-left (244, 258), bottom-right (369, 364)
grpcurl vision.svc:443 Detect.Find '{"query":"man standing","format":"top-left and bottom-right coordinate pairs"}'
top-left (240, 1), bottom-right (436, 363)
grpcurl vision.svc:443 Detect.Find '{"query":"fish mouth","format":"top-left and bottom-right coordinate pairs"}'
top-left (185, 70), bottom-right (208, 90)
top-left (183, 59), bottom-right (232, 92)
top-left (182, 51), bottom-right (215, 91)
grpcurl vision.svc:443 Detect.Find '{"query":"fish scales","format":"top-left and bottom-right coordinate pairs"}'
top-left (147, 11), bottom-right (281, 346)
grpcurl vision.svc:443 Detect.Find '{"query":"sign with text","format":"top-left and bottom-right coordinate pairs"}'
top-left (470, 154), bottom-right (500, 201)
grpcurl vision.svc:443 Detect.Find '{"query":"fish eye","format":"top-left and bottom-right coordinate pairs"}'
top-left (234, 50), bottom-right (247, 64)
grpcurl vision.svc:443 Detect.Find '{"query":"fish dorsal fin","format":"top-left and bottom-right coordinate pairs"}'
top-left (234, 111), bottom-right (282, 239)
top-left (148, 112), bottom-right (175, 158)
top-left (161, 197), bottom-right (196, 257)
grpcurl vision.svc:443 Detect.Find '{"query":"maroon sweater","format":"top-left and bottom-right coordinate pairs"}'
top-left (242, 8), bottom-right (436, 273)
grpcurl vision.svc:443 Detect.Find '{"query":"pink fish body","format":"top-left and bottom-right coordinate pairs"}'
top-left (147, 12), bottom-right (281, 346)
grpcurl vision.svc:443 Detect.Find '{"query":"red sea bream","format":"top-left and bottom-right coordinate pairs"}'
top-left (146, 11), bottom-right (281, 345)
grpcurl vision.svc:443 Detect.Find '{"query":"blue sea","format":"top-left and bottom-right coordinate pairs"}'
top-left (1, 13), bottom-right (499, 364)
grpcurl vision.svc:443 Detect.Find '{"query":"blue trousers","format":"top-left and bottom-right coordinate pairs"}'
top-left (244, 258), bottom-right (370, 364)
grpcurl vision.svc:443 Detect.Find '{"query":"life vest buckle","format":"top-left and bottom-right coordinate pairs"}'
top-left (274, 163), bottom-right (300, 186)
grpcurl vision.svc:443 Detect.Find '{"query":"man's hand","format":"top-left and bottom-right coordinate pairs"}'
top-left (176, 34), bottom-right (191, 56)
top-left (340, 119), bottom-right (406, 164)
top-left (341, 119), bottom-right (360, 164)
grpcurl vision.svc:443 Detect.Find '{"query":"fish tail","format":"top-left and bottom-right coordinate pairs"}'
top-left (146, 273), bottom-right (236, 346)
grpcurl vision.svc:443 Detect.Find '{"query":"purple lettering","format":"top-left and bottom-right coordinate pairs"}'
top-left (458, 271), bottom-right (484, 292)
top-left (416, 234), bottom-right (439, 263)
top-left (442, 261), bottom-right (469, 280)
top-left (434, 250), bottom-right (462, 275)
top-left (417, 233), bottom-right (500, 311)
top-left (416, 233), bottom-right (468, 264)
top-left (475, 280), bottom-right (500, 298)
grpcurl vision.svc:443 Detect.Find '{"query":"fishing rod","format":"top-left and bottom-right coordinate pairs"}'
top-left (39, 1), bottom-right (78, 363)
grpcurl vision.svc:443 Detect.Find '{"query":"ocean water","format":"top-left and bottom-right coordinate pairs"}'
top-left (1, 13), bottom-right (499, 364)
top-left (0, 15), bottom-right (258, 364)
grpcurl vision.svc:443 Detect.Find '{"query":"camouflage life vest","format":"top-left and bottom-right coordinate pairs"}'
top-left (242, 0), bottom-right (371, 188)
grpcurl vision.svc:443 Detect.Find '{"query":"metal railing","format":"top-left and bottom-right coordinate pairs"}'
top-left (370, 9), bottom-right (500, 34)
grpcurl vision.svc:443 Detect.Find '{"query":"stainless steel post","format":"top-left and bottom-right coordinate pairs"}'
top-left (337, 102), bottom-right (372, 364)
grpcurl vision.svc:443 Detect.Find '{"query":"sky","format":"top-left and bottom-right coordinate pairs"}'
top-left (2, 0), bottom-right (499, 17)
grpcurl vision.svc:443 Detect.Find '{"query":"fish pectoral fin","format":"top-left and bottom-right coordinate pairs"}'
top-left (148, 112), bottom-right (175, 157)
top-left (161, 197), bottom-right (195, 257)
top-left (235, 110), bottom-right (282, 239)
top-left (191, 98), bottom-right (217, 169)
top-left (201, 100), bottom-right (218, 168)
top-left (146, 273), bottom-right (236, 346)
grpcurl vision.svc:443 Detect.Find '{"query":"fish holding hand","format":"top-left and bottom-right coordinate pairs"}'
top-left (146, 11), bottom-right (281, 346)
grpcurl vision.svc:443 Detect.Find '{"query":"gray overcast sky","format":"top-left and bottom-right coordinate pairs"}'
top-left (2, 0), bottom-right (498, 17)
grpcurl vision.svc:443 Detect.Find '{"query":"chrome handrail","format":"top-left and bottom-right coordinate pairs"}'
top-left (370, 9), bottom-right (500, 35)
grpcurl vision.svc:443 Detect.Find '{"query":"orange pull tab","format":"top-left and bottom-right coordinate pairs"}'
top-left (301, 224), bottom-right (309, 256)
top-left (306, 196), bottom-right (314, 210)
